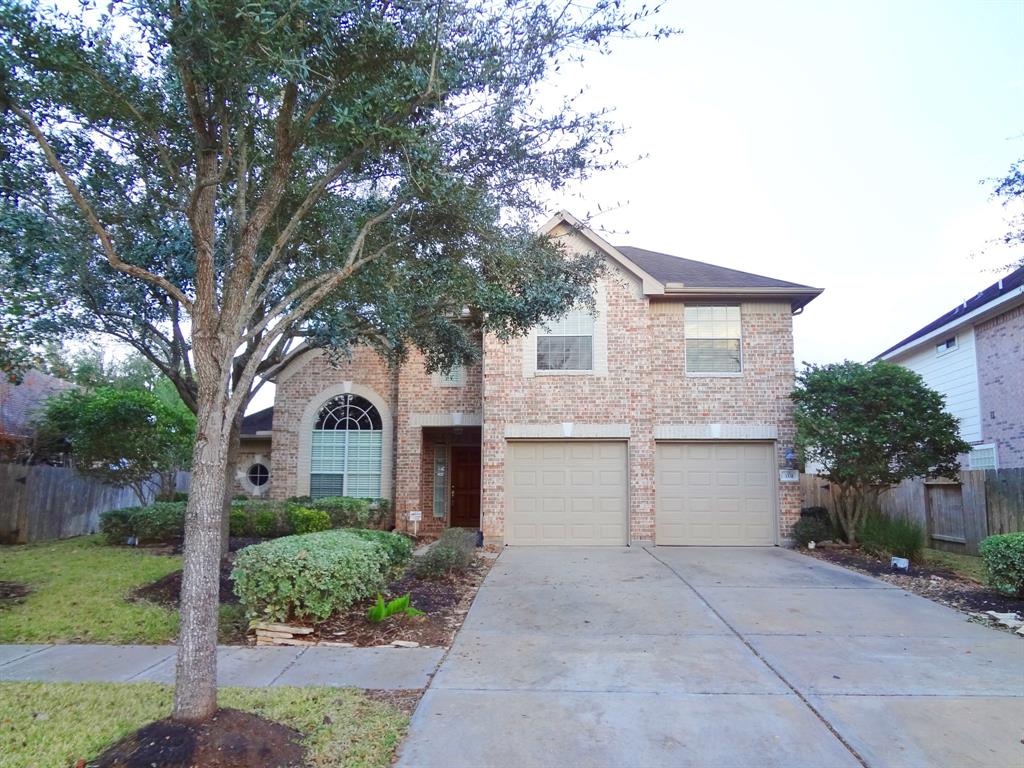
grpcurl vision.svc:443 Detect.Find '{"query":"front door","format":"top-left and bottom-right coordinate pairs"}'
top-left (450, 445), bottom-right (481, 528)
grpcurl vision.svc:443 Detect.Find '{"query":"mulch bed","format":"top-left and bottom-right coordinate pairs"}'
top-left (91, 708), bottom-right (304, 768)
top-left (132, 559), bottom-right (239, 606)
top-left (310, 556), bottom-right (494, 648)
top-left (809, 546), bottom-right (1024, 620)
top-left (0, 580), bottom-right (31, 607)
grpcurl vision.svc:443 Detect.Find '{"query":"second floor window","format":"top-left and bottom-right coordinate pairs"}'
top-left (685, 305), bottom-right (742, 374)
top-left (537, 308), bottom-right (594, 371)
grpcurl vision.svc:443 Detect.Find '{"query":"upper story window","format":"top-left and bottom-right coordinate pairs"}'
top-left (437, 365), bottom-right (466, 387)
top-left (936, 336), bottom-right (958, 356)
top-left (685, 305), bottom-right (742, 374)
top-left (537, 308), bottom-right (594, 371)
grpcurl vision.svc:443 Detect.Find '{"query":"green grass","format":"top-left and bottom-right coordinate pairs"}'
top-left (0, 682), bottom-right (408, 768)
top-left (0, 537), bottom-right (182, 644)
top-left (923, 547), bottom-right (988, 584)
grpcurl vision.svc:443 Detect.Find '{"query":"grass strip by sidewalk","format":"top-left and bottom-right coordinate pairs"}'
top-left (0, 682), bottom-right (408, 768)
top-left (0, 537), bottom-right (181, 644)
top-left (922, 547), bottom-right (987, 584)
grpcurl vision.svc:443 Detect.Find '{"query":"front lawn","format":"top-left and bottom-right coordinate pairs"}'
top-left (0, 537), bottom-right (181, 644)
top-left (0, 682), bottom-right (408, 768)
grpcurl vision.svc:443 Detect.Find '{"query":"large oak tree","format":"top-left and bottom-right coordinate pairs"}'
top-left (0, 0), bottom-right (665, 720)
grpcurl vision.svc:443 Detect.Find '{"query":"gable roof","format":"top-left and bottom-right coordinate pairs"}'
top-left (241, 406), bottom-right (273, 436)
top-left (615, 246), bottom-right (815, 290)
top-left (876, 265), bottom-right (1024, 360)
top-left (0, 369), bottom-right (75, 438)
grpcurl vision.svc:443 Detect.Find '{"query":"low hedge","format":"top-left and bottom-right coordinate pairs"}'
top-left (99, 502), bottom-right (186, 545)
top-left (304, 496), bottom-right (390, 529)
top-left (979, 532), bottom-right (1024, 597)
top-left (231, 529), bottom-right (413, 621)
top-left (414, 527), bottom-right (477, 579)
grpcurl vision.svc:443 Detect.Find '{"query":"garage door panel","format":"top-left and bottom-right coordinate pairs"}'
top-left (656, 442), bottom-right (775, 546)
top-left (506, 441), bottom-right (627, 546)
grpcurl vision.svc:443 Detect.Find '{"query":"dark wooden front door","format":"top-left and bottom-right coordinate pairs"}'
top-left (449, 446), bottom-right (481, 528)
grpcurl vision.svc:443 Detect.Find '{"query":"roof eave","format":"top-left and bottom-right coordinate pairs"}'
top-left (660, 285), bottom-right (824, 312)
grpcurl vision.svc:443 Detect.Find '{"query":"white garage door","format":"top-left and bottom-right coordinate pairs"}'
top-left (656, 442), bottom-right (775, 546)
top-left (505, 441), bottom-right (627, 545)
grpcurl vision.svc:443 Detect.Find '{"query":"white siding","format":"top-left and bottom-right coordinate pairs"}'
top-left (892, 326), bottom-right (981, 442)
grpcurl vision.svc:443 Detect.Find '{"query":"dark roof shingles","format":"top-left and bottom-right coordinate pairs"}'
top-left (615, 246), bottom-right (816, 290)
top-left (241, 406), bottom-right (273, 435)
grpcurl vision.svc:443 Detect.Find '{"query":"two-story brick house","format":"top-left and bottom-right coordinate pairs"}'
top-left (237, 211), bottom-right (823, 546)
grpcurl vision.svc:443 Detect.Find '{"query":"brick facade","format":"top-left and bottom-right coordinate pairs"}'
top-left (264, 234), bottom-right (805, 544)
top-left (975, 303), bottom-right (1024, 468)
top-left (234, 438), bottom-right (272, 497)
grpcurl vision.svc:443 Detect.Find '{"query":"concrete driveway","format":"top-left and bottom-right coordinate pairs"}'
top-left (397, 546), bottom-right (1024, 768)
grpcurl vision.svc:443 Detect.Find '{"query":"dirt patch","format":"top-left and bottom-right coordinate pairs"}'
top-left (91, 708), bottom-right (305, 768)
top-left (810, 547), bottom-right (1024, 620)
top-left (133, 558), bottom-right (238, 606)
top-left (306, 555), bottom-right (494, 648)
top-left (363, 688), bottom-right (424, 716)
top-left (0, 580), bottom-right (31, 606)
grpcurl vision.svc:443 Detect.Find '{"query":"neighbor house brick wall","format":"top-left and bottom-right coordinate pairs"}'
top-left (975, 304), bottom-right (1024, 468)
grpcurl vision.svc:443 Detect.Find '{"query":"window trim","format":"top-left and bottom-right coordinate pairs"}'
top-left (684, 304), bottom-right (743, 377)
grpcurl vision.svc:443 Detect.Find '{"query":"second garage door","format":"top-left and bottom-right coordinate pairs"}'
top-left (505, 441), bottom-right (627, 545)
top-left (656, 442), bottom-right (776, 546)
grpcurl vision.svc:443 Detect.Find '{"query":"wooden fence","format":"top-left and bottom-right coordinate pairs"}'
top-left (0, 463), bottom-right (190, 545)
top-left (801, 468), bottom-right (1024, 555)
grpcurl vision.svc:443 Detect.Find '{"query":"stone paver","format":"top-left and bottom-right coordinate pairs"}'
top-left (397, 546), bottom-right (1024, 768)
top-left (0, 644), bottom-right (443, 690)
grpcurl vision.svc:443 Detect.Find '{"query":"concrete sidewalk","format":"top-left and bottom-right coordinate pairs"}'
top-left (0, 643), bottom-right (443, 689)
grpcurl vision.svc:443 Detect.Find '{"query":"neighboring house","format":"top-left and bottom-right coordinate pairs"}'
top-left (874, 265), bottom-right (1024, 470)
top-left (0, 368), bottom-right (75, 461)
top-left (238, 211), bottom-right (823, 545)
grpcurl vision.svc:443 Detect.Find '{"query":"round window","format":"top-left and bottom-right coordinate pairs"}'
top-left (247, 463), bottom-right (269, 488)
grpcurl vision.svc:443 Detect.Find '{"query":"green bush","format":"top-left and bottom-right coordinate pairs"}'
top-left (791, 517), bottom-right (832, 547)
top-left (857, 512), bottom-right (924, 562)
top-left (230, 500), bottom-right (291, 538)
top-left (231, 529), bottom-right (413, 621)
top-left (414, 527), bottom-right (477, 579)
top-left (252, 508), bottom-right (282, 538)
top-left (347, 528), bottom-right (413, 568)
top-left (287, 506), bottom-right (332, 535)
top-left (308, 496), bottom-right (382, 528)
top-left (99, 502), bottom-right (186, 544)
top-left (979, 533), bottom-right (1024, 597)
top-left (229, 507), bottom-right (249, 537)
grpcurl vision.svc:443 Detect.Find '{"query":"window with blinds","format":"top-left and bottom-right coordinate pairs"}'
top-left (685, 305), bottom-right (742, 374)
top-left (537, 308), bottom-right (594, 371)
top-left (310, 394), bottom-right (383, 499)
top-left (438, 365), bottom-right (465, 387)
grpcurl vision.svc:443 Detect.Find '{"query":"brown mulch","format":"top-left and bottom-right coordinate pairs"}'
top-left (91, 708), bottom-right (304, 768)
top-left (309, 556), bottom-right (494, 648)
top-left (809, 546), bottom-right (1024, 618)
top-left (363, 689), bottom-right (424, 716)
top-left (132, 558), bottom-right (239, 606)
top-left (0, 580), bottom-right (31, 607)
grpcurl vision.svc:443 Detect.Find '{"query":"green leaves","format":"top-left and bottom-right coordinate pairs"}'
top-left (367, 593), bottom-right (424, 622)
top-left (979, 533), bottom-right (1024, 597)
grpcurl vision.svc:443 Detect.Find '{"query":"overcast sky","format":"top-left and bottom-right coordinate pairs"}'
top-left (545, 0), bottom-right (1024, 367)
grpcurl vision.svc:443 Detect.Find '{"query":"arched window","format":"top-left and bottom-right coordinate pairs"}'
top-left (310, 394), bottom-right (383, 499)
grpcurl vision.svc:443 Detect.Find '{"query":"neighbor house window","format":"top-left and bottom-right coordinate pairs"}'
top-left (310, 394), bottom-right (383, 498)
top-left (685, 305), bottom-right (742, 374)
top-left (537, 308), bottom-right (594, 371)
top-left (936, 336), bottom-right (958, 356)
top-left (247, 463), bottom-right (269, 488)
top-left (968, 444), bottom-right (997, 471)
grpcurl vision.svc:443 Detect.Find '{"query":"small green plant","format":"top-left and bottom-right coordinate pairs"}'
top-left (228, 507), bottom-right (248, 537)
top-left (791, 517), bottom-right (832, 548)
top-left (288, 506), bottom-right (332, 535)
top-left (414, 527), bottom-right (477, 579)
top-left (856, 512), bottom-right (924, 562)
top-left (979, 533), bottom-right (1024, 597)
top-left (251, 507), bottom-right (282, 538)
top-left (367, 593), bottom-right (424, 622)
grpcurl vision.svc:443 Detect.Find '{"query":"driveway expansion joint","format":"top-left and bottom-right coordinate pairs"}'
top-left (642, 546), bottom-right (871, 768)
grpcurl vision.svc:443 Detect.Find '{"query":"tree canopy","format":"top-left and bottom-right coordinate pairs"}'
top-left (792, 361), bottom-right (970, 542)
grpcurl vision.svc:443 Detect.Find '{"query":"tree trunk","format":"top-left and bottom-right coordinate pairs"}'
top-left (221, 412), bottom-right (244, 555)
top-left (172, 404), bottom-right (228, 722)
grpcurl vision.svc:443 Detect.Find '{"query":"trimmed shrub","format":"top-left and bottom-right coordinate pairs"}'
top-left (231, 529), bottom-right (413, 621)
top-left (230, 500), bottom-right (291, 538)
top-left (99, 502), bottom-right (186, 544)
top-left (287, 506), bottom-right (332, 535)
top-left (251, 508), bottom-right (282, 538)
top-left (309, 496), bottom-right (382, 528)
top-left (791, 517), bottom-right (832, 548)
top-left (979, 533), bottom-right (1024, 597)
top-left (229, 506), bottom-right (249, 537)
top-left (414, 527), bottom-right (477, 579)
top-left (857, 512), bottom-right (924, 562)
top-left (347, 528), bottom-right (413, 568)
